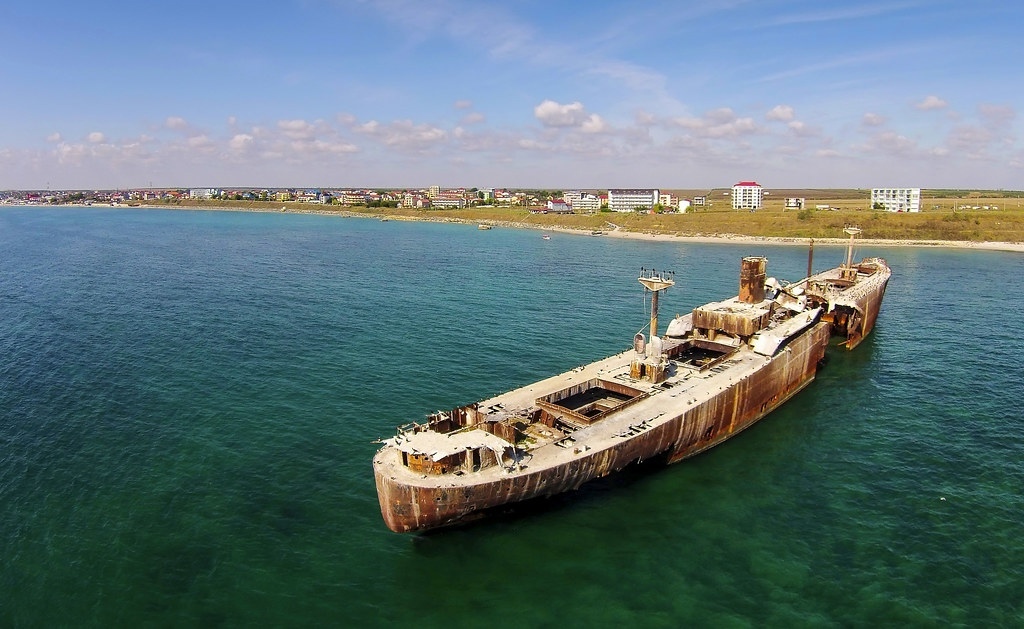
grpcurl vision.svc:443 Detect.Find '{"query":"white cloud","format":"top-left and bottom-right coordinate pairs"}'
top-left (534, 100), bottom-right (590, 127)
top-left (278, 119), bottom-right (316, 140)
top-left (165, 116), bottom-right (189, 130)
top-left (672, 108), bottom-right (758, 138)
top-left (461, 112), bottom-right (485, 125)
top-left (766, 105), bottom-right (795, 122)
top-left (87, 132), bottom-right (106, 143)
top-left (635, 110), bottom-right (656, 126)
top-left (978, 104), bottom-right (1014, 129)
top-left (580, 114), bottom-right (608, 134)
top-left (787, 120), bottom-right (818, 137)
top-left (229, 134), bottom-right (254, 151)
top-left (186, 135), bottom-right (216, 152)
top-left (289, 139), bottom-right (358, 156)
top-left (862, 113), bottom-right (886, 126)
top-left (46, 132), bottom-right (62, 142)
top-left (354, 118), bottom-right (447, 151)
top-left (915, 95), bottom-right (947, 111)
top-left (56, 142), bottom-right (89, 163)
top-left (871, 131), bottom-right (919, 155)
top-left (454, 100), bottom-right (473, 109)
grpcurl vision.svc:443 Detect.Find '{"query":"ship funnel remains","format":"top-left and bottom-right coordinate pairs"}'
top-left (739, 256), bottom-right (767, 304)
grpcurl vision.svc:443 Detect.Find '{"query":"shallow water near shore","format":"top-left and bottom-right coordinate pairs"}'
top-left (2, 206), bottom-right (1022, 626)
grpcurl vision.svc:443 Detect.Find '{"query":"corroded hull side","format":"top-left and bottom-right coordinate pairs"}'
top-left (845, 272), bottom-right (890, 350)
top-left (373, 321), bottom-right (831, 533)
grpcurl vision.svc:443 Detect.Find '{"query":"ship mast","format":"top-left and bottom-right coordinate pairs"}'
top-left (631, 268), bottom-right (675, 384)
top-left (844, 226), bottom-right (861, 268)
top-left (841, 226), bottom-right (862, 282)
top-left (638, 268), bottom-right (675, 339)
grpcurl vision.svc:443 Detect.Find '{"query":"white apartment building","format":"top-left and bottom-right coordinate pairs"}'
top-left (871, 188), bottom-right (920, 212)
top-left (188, 188), bottom-right (218, 199)
top-left (731, 181), bottom-right (763, 210)
top-left (574, 193), bottom-right (601, 212)
top-left (430, 193), bottom-right (466, 209)
top-left (608, 188), bottom-right (660, 212)
top-left (659, 193), bottom-right (679, 209)
top-left (563, 190), bottom-right (600, 212)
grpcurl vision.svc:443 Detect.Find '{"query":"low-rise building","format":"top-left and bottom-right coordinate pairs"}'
top-left (546, 198), bottom-right (571, 213)
top-left (431, 193), bottom-right (467, 209)
top-left (659, 193), bottom-right (679, 210)
top-left (189, 188), bottom-right (218, 199)
top-left (608, 188), bottom-right (660, 212)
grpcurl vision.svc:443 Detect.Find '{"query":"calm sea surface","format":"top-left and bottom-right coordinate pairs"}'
top-left (1, 206), bottom-right (1021, 627)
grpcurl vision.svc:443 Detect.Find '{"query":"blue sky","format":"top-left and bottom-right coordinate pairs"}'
top-left (1, 0), bottom-right (1021, 190)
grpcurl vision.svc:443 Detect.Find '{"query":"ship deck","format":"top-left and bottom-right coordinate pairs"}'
top-left (374, 319), bottom-right (814, 488)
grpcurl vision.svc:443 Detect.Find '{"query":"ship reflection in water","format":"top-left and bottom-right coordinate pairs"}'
top-left (373, 228), bottom-right (890, 533)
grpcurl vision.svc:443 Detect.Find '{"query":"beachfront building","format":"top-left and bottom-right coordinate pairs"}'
top-left (871, 188), bottom-right (920, 212)
top-left (608, 188), bottom-right (660, 212)
top-left (546, 199), bottom-right (571, 213)
top-left (659, 193), bottom-right (680, 210)
top-left (563, 190), bottom-right (601, 212)
top-left (731, 181), bottom-right (763, 210)
top-left (575, 193), bottom-right (601, 212)
top-left (189, 188), bottom-right (218, 199)
top-left (431, 192), bottom-right (467, 209)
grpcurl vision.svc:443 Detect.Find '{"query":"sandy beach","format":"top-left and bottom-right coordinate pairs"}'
top-left (124, 202), bottom-right (1024, 253)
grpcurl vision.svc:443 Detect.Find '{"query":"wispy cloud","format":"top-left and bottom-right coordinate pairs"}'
top-left (765, 2), bottom-right (925, 27)
top-left (757, 44), bottom-right (931, 83)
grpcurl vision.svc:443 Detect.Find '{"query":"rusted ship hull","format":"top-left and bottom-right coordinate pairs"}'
top-left (373, 248), bottom-right (890, 534)
top-left (373, 322), bottom-right (830, 533)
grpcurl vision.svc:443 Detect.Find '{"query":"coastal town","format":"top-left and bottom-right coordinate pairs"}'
top-left (2, 183), bottom-right (935, 213)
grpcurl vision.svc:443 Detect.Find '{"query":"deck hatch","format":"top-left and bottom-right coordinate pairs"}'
top-left (535, 378), bottom-right (647, 427)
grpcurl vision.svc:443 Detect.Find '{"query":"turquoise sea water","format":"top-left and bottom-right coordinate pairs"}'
top-left (1, 206), bottom-right (1022, 627)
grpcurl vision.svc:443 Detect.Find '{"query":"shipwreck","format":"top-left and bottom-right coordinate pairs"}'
top-left (373, 228), bottom-right (891, 532)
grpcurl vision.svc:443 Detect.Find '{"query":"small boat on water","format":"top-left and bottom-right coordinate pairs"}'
top-left (373, 228), bottom-right (890, 532)
top-left (478, 224), bottom-right (492, 230)
top-left (542, 234), bottom-right (551, 240)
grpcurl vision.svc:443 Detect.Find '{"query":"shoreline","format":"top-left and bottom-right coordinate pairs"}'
top-left (32, 202), bottom-right (1024, 253)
